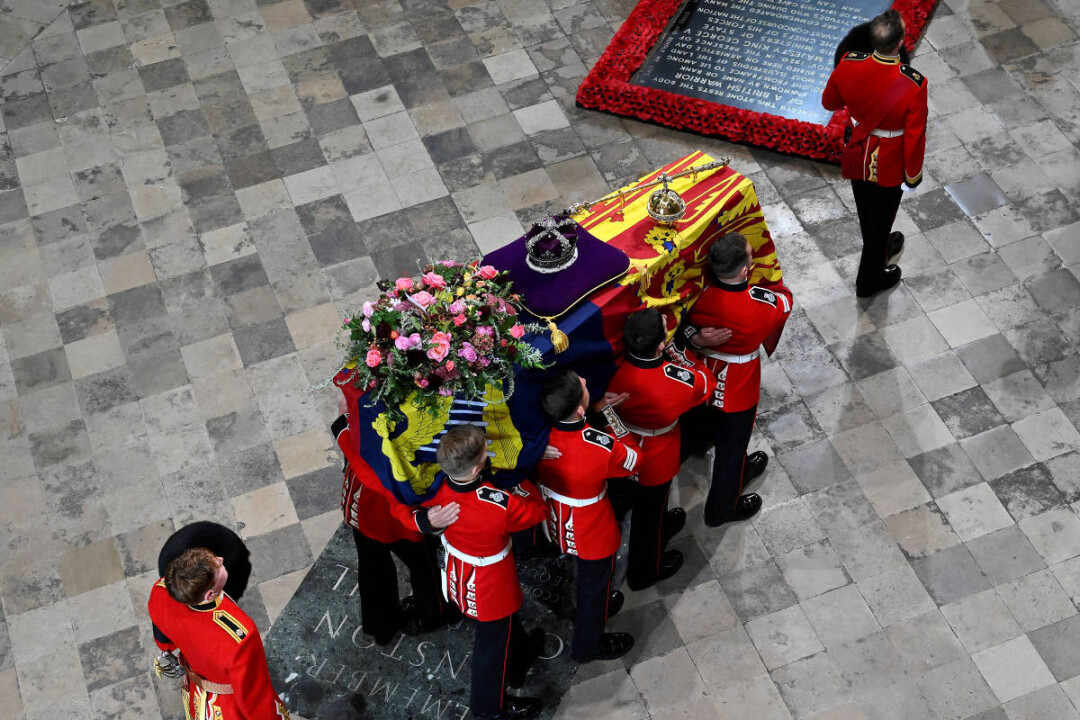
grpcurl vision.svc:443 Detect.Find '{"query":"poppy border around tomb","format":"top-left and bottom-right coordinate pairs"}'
top-left (576, 0), bottom-right (939, 162)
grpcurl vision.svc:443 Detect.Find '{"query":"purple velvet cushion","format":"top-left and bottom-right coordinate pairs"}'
top-left (483, 219), bottom-right (630, 318)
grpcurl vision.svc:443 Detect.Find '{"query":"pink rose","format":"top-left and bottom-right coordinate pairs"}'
top-left (476, 265), bottom-right (498, 280)
top-left (395, 332), bottom-right (421, 351)
top-left (365, 348), bottom-right (383, 367)
top-left (421, 271), bottom-right (446, 289)
top-left (445, 360), bottom-right (455, 371)
top-left (395, 277), bottom-right (414, 291)
top-left (448, 300), bottom-right (465, 314)
top-left (415, 377), bottom-right (429, 388)
top-left (362, 301), bottom-right (375, 318)
top-left (361, 318), bottom-right (371, 332)
top-left (509, 324), bottom-right (525, 339)
top-left (453, 314), bottom-right (467, 326)
top-left (458, 343), bottom-right (478, 362)
top-left (410, 291), bottom-right (436, 309)
top-left (426, 330), bottom-right (451, 362)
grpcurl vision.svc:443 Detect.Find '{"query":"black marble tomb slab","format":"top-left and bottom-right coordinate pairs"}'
top-left (632, 0), bottom-right (892, 125)
top-left (264, 524), bottom-right (579, 720)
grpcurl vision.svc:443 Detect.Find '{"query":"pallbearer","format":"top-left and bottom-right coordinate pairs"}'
top-left (607, 309), bottom-right (715, 590)
top-left (537, 370), bottom-right (636, 662)
top-left (332, 398), bottom-right (460, 647)
top-left (416, 424), bottom-right (547, 720)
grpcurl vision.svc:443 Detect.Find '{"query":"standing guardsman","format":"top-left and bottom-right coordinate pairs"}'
top-left (606, 308), bottom-right (715, 590)
top-left (332, 398), bottom-right (460, 647)
top-left (414, 424), bottom-right (547, 720)
top-left (537, 370), bottom-right (637, 663)
top-left (684, 233), bottom-right (794, 528)
top-left (149, 548), bottom-right (291, 720)
top-left (822, 8), bottom-right (928, 299)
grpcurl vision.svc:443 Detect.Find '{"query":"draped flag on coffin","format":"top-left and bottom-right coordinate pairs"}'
top-left (340, 151), bottom-right (784, 505)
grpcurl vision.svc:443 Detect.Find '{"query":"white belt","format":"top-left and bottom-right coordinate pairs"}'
top-left (623, 419), bottom-right (678, 437)
top-left (442, 537), bottom-right (511, 566)
top-left (540, 485), bottom-right (606, 508)
top-left (851, 118), bottom-right (904, 138)
top-left (701, 347), bottom-right (761, 364)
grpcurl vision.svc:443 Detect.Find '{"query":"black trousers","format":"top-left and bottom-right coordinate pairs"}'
top-left (470, 612), bottom-right (535, 715)
top-left (626, 481), bottom-right (673, 589)
top-left (351, 528), bottom-right (445, 640)
top-left (704, 406), bottom-right (758, 526)
top-left (573, 555), bottom-right (615, 656)
top-left (851, 179), bottom-right (903, 295)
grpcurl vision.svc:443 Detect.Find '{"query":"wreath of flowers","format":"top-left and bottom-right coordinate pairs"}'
top-left (337, 260), bottom-right (546, 417)
top-left (576, 0), bottom-right (937, 162)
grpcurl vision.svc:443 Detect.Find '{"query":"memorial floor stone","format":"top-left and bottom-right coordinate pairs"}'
top-left (264, 525), bottom-right (579, 720)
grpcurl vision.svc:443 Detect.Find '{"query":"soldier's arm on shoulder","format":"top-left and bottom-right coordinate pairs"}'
top-left (506, 482), bottom-right (546, 528)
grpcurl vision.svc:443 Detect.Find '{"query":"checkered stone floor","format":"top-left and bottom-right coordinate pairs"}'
top-left (0, 0), bottom-right (1079, 718)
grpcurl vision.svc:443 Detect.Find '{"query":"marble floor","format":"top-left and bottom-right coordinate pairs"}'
top-left (0, 0), bottom-right (1079, 718)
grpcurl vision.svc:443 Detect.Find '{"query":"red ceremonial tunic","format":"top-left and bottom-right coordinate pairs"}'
top-left (423, 475), bottom-right (546, 621)
top-left (149, 581), bottom-right (289, 720)
top-left (606, 352), bottom-right (715, 486)
top-left (332, 414), bottom-right (423, 544)
top-left (822, 50), bottom-right (928, 187)
top-left (686, 281), bottom-right (794, 413)
top-left (537, 418), bottom-right (639, 558)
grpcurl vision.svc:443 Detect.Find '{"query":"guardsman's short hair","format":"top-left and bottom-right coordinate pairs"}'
top-left (624, 308), bottom-right (666, 357)
top-left (540, 370), bottom-right (584, 423)
top-left (437, 424), bottom-right (487, 479)
top-left (165, 548), bottom-right (218, 604)
top-left (708, 232), bottom-right (751, 280)
top-left (870, 9), bottom-right (904, 54)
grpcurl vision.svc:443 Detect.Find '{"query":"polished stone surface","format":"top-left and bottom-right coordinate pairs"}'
top-left (0, 0), bottom-right (1079, 719)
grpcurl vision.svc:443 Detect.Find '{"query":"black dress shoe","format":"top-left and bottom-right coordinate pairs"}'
top-left (887, 231), bottom-right (905, 264)
top-left (661, 507), bottom-right (686, 545)
top-left (607, 590), bottom-right (625, 618)
top-left (743, 451), bottom-right (768, 483)
top-left (657, 549), bottom-right (683, 581)
top-left (704, 493), bottom-right (763, 528)
top-left (855, 265), bottom-right (902, 298)
top-left (627, 550), bottom-right (683, 591)
top-left (474, 697), bottom-right (542, 720)
top-left (572, 632), bottom-right (634, 663)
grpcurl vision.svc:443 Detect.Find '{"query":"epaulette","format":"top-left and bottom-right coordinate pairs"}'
top-left (582, 427), bottom-right (614, 451)
top-left (843, 51), bottom-right (869, 61)
top-left (899, 64), bottom-right (925, 86)
top-left (749, 286), bottom-right (780, 308)
top-left (477, 486), bottom-right (510, 509)
top-left (212, 609), bottom-right (249, 644)
top-left (663, 364), bottom-right (694, 387)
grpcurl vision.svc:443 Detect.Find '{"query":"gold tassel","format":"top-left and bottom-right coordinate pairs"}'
top-left (547, 319), bottom-right (569, 353)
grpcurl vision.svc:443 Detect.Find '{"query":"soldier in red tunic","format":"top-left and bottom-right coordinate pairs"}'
top-left (607, 309), bottom-right (716, 589)
top-left (332, 400), bottom-right (460, 646)
top-left (822, 9), bottom-right (928, 298)
top-left (149, 548), bottom-right (291, 720)
top-left (685, 233), bottom-right (794, 527)
top-left (537, 370), bottom-right (636, 662)
top-left (411, 424), bottom-right (546, 720)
